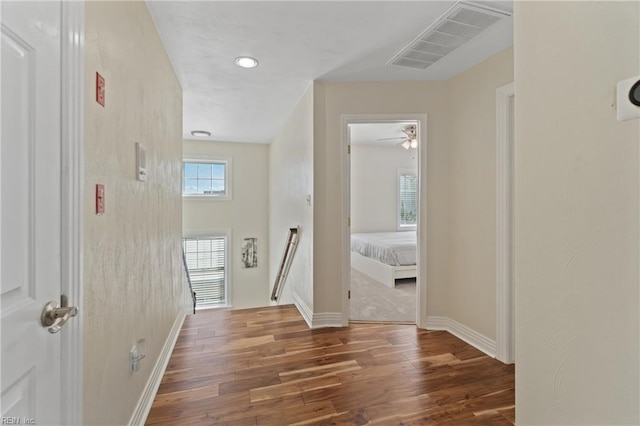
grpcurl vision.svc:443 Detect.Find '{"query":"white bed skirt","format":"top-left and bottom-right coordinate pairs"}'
top-left (351, 251), bottom-right (416, 288)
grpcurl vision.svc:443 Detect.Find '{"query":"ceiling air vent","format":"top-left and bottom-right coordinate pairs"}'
top-left (388, 1), bottom-right (511, 70)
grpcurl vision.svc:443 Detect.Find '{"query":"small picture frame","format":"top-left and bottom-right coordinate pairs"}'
top-left (241, 238), bottom-right (257, 268)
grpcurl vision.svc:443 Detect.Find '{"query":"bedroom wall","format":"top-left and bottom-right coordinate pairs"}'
top-left (312, 80), bottom-right (450, 323)
top-left (83, 1), bottom-right (184, 424)
top-left (269, 85), bottom-right (314, 311)
top-left (350, 144), bottom-right (418, 234)
top-left (446, 46), bottom-right (513, 340)
top-left (183, 140), bottom-right (270, 309)
top-left (515, 2), bottom-right (639, 424)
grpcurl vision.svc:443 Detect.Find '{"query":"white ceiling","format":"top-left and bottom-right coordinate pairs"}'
top-left (147, 1), bottom-right (513, 144)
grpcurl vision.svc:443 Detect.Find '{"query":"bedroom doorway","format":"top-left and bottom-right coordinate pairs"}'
top-left (344, 117), bottom-right (424, 324)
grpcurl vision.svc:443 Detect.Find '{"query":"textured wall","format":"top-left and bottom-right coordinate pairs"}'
top-left (350, 144), bottom-right (418, 234)
top-left (269, 85), bottom-right (314, 309)
top-left (515, 2), bottom-right (639, 423)
top-left (312, 80), bottom-right (450, 322)
top-left (446, 47), bottom-right (513, 340)
top-left (83, 2), bottom-right (183, 424)
top-left (183, 140), bottom-right (270, 309)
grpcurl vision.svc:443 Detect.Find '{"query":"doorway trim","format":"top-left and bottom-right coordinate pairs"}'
top-left (496, 82), bottom-right (515, 364)
top-left (340, 113), bottom-right (428, 328)
top-left (60, 2), bottom-right (84, 423)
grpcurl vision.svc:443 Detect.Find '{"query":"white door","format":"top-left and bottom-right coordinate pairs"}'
top-left (1, 1), bottom-right (69, 423)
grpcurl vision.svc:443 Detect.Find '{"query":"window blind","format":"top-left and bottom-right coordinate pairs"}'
top-left (182, 236), bottom-right (226, 308)
top-left (399, 174), bottom-right (418, 225)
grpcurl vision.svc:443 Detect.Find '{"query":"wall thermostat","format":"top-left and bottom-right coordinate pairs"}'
top-left (616, 76), bottom-right (640, 121)
top-left (136, 142), bottom-right (147, 181)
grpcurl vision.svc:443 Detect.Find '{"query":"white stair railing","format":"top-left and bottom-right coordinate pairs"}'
top-left (182, 249), bottom-right (196, 314)
top-left (271, 227), bottom-right (300, 302)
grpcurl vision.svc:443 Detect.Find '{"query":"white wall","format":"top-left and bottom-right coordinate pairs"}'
top-left (515, 2), bottom-right (639, 424)
top-left (351, 144), bottom-right (417, 234)
top-left (447, 47), bottom-right (513, 340)
top-left (269, 85), bottom-right (314, 311)
top-left (182, 140), bottom-right (270, 309)
top-left (83, 2), bottom-right (184, 424)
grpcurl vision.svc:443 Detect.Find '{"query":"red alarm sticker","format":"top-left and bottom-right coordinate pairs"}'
top-left (96, 184), bottom-right (105, 215)
top-left (96, 72), bottom-right (105, 107)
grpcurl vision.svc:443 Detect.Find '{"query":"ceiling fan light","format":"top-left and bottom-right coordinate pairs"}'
top-left (410, 138), bottom-right (418, 148)
top-left (402, 140), bottom-right (412, 150)
top-left (191, 130), bottom-right (211, 137)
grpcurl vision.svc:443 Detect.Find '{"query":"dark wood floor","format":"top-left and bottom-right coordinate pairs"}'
top-left (146, 305), bottom-right (514, 425)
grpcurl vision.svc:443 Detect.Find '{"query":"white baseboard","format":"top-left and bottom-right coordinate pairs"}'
top-left (293, 293), bottom-right (343, 329)
top-left (293, 292), bottom-right (313, 328)
top-left (128, 309), bottom-right (187, 426)
top-left (311, 312), bottom-right (343, 328)
top-left (426, 316), bottom-right (496, 358)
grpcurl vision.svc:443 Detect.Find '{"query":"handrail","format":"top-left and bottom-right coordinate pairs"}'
top-left (182, 248), bottom-right (197, 314)
top-left (271, 227), bottom-right (300, 302)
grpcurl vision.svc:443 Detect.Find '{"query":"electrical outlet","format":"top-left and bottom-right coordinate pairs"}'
top-left (130, 339), bottom-right (146, 373)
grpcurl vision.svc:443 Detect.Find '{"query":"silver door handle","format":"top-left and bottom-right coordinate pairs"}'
top-left (41, 295), bottom-right (78, 334)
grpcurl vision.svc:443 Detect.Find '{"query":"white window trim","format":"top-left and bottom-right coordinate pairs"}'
top-left (182, 156), bottom-right (232, 200)
top-left (183, 229), bottom-right (232, 309)
top-left (397, 168), bottom-right (418, 231)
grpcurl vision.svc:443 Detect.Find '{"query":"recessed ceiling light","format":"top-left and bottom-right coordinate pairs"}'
top-left (235, 56), bottom-right (259, 69)
top-left (191, 130), bottom-right (211, 137)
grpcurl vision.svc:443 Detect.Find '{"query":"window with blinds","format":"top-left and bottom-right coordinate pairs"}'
top-left (399, 171), bottom-right (418, 228)
top-left (182, 235), bottom-right (227, 308)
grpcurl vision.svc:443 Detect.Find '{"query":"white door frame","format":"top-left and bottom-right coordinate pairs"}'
top-left (60, 2), bottom-right (84, 422)
top-left (496, 82), bottom-right (515, 364)
top-left (340, 113), bottom-right (428, 328)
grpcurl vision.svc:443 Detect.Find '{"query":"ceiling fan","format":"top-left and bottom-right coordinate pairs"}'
top-left (378, 124), bottom-right (418, 150)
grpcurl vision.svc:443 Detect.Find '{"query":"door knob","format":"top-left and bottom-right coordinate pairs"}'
top-left (41, 295), bottom-right (78, 334)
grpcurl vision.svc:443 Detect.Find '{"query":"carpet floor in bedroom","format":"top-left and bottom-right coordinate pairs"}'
top-left (349, 268), bottom-right (416, 323)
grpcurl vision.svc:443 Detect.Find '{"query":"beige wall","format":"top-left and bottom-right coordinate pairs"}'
top-left (83, 2), bottom-right (184, 425)
top-left (515, 2), bottom-right (639, 424)
top-left (269, 85), bottom-right (314, 309)
top-left (312, 48), bottom-right (513, 330)
top-left (351, 144), bottom-right (418, 234)
top-left (447, 47), bottom-right (513, 340)
top-left (183, 140), bottom-right (270, 309)
top-left (312, 81), bottom-right (450, 320)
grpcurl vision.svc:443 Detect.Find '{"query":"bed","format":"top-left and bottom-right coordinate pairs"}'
top-left (350, 231), bottom-right (417, 288)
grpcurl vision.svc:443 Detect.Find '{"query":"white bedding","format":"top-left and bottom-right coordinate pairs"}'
top-left (350, 231), bottom-right (417, 267)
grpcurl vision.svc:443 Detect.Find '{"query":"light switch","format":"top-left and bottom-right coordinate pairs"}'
top-left (617, 76), bottom-right (640, 121)
top-left (136, 143), bottom-right (147, 181)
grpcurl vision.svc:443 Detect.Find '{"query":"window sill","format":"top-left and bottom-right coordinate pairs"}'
top-left (196, 304), bottom-right (230, 311)
top-left (183, 195), bottom-right (232, 201)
